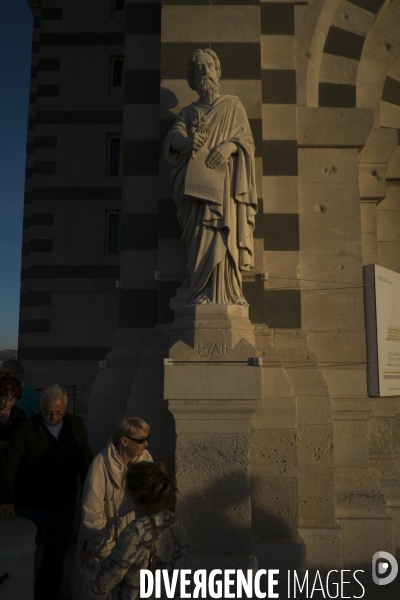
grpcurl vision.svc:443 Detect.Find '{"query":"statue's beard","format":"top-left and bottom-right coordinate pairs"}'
top-left (196, 76), bottom-right (220, 102)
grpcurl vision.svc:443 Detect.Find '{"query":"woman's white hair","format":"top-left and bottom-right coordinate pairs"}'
top-left (40, 384), bottom-right (68, 407)
top-left (114, 415), bottom-right (150, 443)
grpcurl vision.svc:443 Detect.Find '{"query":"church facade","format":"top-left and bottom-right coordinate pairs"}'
top-left (21, 0), bottom-right (400, 567)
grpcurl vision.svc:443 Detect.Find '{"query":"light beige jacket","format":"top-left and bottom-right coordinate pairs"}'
top-left (70, 437), bottom-right (153, 600)
top-left (82, 438), bottom-right (153, 557)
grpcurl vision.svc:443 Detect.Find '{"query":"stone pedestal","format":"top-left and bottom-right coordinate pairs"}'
top-left (170, 304), bottom-right (257, 353)
top-left (165, 305), bottom-right (262, 568)
top-left (0, 518), bottom-right (37, 600)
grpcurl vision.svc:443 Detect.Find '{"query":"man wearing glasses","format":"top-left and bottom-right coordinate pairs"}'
top-left (0, 383), bottom-right (93, 600)
top-left (70, 415), bottom-right (152, 600)
top-left (0, 359), bottom-right (40, 418)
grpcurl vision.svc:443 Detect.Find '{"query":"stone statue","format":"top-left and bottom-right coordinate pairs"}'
top-left (163, 49), bottom-right (258, 306)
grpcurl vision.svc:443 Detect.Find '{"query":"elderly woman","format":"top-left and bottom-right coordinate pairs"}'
top-left (81, 461), bottom-right (187, 600)
top-left (0, 376), bottom-right (25, 452)
top-left (70, 415), bottom-right (153, 600)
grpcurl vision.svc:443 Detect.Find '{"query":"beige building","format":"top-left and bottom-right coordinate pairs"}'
top-left (21, 0), bottom-right (400, 568)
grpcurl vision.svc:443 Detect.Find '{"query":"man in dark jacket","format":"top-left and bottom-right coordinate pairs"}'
top-left (0, 383), bottom-right (93, 600)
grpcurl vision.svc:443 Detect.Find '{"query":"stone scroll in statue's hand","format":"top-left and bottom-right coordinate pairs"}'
top-left (184, 148), bottom-right (226, 205)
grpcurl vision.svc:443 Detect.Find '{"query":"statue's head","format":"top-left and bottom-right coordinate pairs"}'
top-left (186, 49), bottom-right (221, 102)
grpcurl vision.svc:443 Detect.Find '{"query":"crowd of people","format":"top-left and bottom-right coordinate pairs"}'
top-left (0, 360), bottom-right (187, 600)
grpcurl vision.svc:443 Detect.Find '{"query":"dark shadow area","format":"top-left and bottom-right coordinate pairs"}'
top-left (158, 86), bottom-right (188, 324)
top-left (38, 446), bottom-right (400, 600)
top-left (176, 469), bottom-right (400, 599)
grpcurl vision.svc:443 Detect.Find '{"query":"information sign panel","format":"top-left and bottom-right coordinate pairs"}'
top-left (364, 264), bottom-right (400, 396)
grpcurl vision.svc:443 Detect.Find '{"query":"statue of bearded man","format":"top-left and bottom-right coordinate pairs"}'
top-left (163, 49), bottom-right (258, 306)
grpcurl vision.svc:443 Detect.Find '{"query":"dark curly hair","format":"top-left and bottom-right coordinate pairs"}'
top-left (125, 462), bottom-right (177, 506)
top-left (0, 376), bottom-right (22, 399)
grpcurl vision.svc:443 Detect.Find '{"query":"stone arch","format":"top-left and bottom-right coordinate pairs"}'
top-left (355, 1), bottom-right (400, 202)
top-left (356, 4), bottom-right (400, 269)
top-left (300, 0), bottom-right (400, 268)
top-left (357, 34), bottom-right (399, 209)
top-left (382, 50), bottom-right (400, 184)
top-left (302, 0), bottom-right (400, 111)
top-left (297, 0), bottom-right (343, 106)
top-left (299, 0), bottom-right (393, 107)
top-left (381, 50), bottom-right (400, 129)
top-left (316, 0), bottom-right (390, 108)
top-left (318, 0), bottom-right (384, 108)
top-left (375, 50), bottom-right (400, 272)
top-left (356, 1), bottom-right (400, 123)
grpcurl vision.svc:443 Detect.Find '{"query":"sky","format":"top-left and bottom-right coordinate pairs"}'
top-left (0, 1), bottom-right (33, 350)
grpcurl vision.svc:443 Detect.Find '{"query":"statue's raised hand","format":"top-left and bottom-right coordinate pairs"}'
top-left (171, 132), bottom-right (208, 153)
top-left (206, 141), bottom-right (237, 168)
top-left (189, 132), bottom-right (208, 151)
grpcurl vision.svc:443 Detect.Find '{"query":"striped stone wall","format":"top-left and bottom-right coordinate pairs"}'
top-left (19, 0), bottom-right (125, 396)
top-left (260, 1), bottom-right (300, 328)
top-left (318, 0), bottom-right (386, 108)
top-left (118, 0), bottom-right (161, 329)
top-left (18, 0), bottom-right (400, 393)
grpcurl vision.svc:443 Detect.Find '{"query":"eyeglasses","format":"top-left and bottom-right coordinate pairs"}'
top-left (125, 435), bottom-right (149, 445)
top-left (42, 410), bottom-right (66, 417)
top-left (0, 396), bottom-right (16, 403)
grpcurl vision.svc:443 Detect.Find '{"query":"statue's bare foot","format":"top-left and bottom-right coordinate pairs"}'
top-left (236, 299), bottom-right (248, 307)
top-left (192, 295), bottom-right (210, 305)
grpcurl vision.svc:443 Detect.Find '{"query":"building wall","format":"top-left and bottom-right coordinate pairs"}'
top-left (20, 0), bottom-right (126, 408)
top-left (21, 0), bottom-right (400, 404)
top-left (20, 0), bottom-right (400, 566)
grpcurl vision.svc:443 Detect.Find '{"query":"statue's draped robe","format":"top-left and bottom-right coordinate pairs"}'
top-left (163, 95), bottom-right (257, 304)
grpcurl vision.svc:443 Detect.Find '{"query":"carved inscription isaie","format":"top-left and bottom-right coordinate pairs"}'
top-left (196, 343), bottom-right (231, 357)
